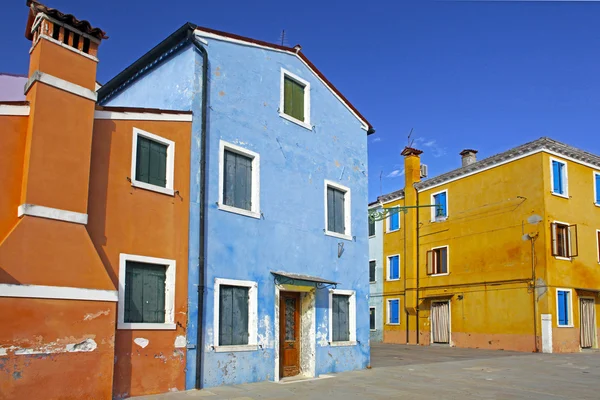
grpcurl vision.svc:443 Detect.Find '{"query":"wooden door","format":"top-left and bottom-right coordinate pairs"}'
top-left (580, 298), bottom-right (595, 349)
top-left (431, 301), bottom-right (450, 344)
top-left (280, 292), bottom-right (300, 378)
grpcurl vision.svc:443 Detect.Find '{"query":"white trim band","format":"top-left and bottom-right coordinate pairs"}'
top-left (18, 204), bottom-right (88, 225)
top-left (24, 70), bottom-right (97, 102)
top-left (95, 110), bottom-right (193, 122)
top-left (0, 284), bottom-right (117, 302)
top-left (0, 105), bottom-right (30, 116)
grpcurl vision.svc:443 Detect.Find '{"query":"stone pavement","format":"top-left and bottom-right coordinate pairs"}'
top-left (133, 343), bottom-right (600, 399)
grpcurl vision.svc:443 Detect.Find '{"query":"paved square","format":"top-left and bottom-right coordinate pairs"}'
top-left (134, 344), bottom-right (600, 399)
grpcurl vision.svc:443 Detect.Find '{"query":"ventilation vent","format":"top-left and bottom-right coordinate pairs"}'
top-left (420, 164), bottom-right (428, 178)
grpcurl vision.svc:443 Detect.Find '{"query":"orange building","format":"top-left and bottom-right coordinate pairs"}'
top-left (0, 2), bottom-right (192, 398)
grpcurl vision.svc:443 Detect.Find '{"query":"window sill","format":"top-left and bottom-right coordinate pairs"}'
top-left (369, 235), bottom-right (376, 239)
top-left (324, 231), bottom-right (353, 241)
top-left (217, 203), bottom-right (260, 219)
top-left (214, 344), bottom-right (258, 353)
top-left (551, 192), bottom-right (569, 199)
top-left (428, 273), bottom-right (449, 277)
top-left (131, 180), bottom-right (175, 196)
top-left (557, 325), bottom-right (574, 328)
top-left (595, 203), bottom-right (600, 208)
top-left (118, 322), bottom-right (176, 330)
top-left (387, 278), bottom-right (400, 282)
top-left (386, 229), bottom-right (400, 234)
top-left (554, 256), bottom-right (572, 261)
top-left (370, 281), bottom-right (377, 284)
top-left (386, 323), bottom-right (400, 326)
top-left (431, 217), bottom-right (448, 223)
top-left (329, 341), bottom-right (357, 347)
top-left (370, 329), bottom-right (377, 332)
top-left (279, 112), bottom-right (312, 130)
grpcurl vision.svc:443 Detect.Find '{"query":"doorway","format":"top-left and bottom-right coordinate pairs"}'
top-left (279, 292), bottom-right (301, 378)
top-left (580, 298), bottom-right (596, 349)
top-left (431, 301), bottom-right (450, 344)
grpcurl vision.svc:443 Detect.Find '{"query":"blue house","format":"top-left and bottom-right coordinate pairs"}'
top-left (98, 24), bottom-right (374, 389)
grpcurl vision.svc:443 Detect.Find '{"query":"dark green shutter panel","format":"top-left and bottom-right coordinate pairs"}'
top-left (334, 189), bottom-right (345, 234)
top-left (327, 187), bottom-right (335, 232)
top-left (370, 308), bottom-right (375, 330)
top-left (368, 217), bottom-right (375, 237)
top-left (332, 295), bottom-right (350, 342)
top-left (223, 150), bottom-right (236, 207)
top-left (369, 260), bottom-right (376, 282)
top-left (219, 286), bottom-right (249, 346)
top-left (136, 136), bottom-right (167, 188)
top-left (124, 262), bottom-right (166, 323)
top-left (136, 137), bottom-right (150, 183)
top-left (283, 77), bottom-right (305, 122)
top-left (223, 150), bottom-right (253, 211)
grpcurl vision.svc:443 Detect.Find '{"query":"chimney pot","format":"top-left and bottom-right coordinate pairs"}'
top-left (401, 146), bottom-right (423, 157)
top-left (460, 149), bottom-right (478, 167)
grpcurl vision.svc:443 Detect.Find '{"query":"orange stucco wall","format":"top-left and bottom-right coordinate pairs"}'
top-left (88, 119), bottom-right (191, 398)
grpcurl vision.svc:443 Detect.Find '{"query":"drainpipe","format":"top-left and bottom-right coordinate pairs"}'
top-left (191, 30), bottom-right (209, 390)
top-left (415, 185), bottom-right (420, 345)
top-left (403, 207), bottom-right (409, 343)
top-left (530, 233), bottom-right (539, 352)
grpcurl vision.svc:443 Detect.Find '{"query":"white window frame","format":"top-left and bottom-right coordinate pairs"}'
top-left (550, 157), bottom-right (569, 199)
top-left (556, 288), bottom-right (574, 328)
top-left (387, 298), bottom-right (401, 325)
top-left (430, 189), bottom-right (448, 222)
top-left (328, 289), bottom-right (357, 346)
top-left (213, 278), bottom-right (258, 352)
top-left (369, 259), bottom-right (377, 283)
top-left (386, 207), bottom-right (400, 233)
top-left (131, 128), bottom-right (175, 196)
top-left (368, 216), bottom-right (376, 238)
top-left (386, 254), bottom-right (400, 281)
top-left (369, 306), bottom-right (377, 331)
top-left (428, 245), bottom-right (450, 276)
top-left (279, 68), bottom-right (312, 130)
top-left (117, 253), bottom-right (176, 330)
top-left (594, 171), bottom-right (600, 207)
top-left (324, 180), bottom-right (352, 240)
top-left (552, 220), bottom-right (574, 261)
top-left (218, 140), bottom-right (261, 219)
top-left (596, 229), bottom-right (600, 264)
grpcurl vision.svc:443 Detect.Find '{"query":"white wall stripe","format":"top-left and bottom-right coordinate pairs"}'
top-left (94, 110), bottom-right (193, 122)
top-left (18, 204), bottom-right (88, 225)
top-left (24, 70), bottom-right (97, 101)
top-left (0, 284), bottom-right (117, 302)
top-left (0, 105), bottom-right (30, 116)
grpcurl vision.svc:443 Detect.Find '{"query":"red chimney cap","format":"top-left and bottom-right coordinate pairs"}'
top-left (401, 147), bottom-right (423, 157)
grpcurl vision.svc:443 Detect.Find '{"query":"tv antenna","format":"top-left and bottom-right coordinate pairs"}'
top-left (279, 30), bottom-right (287, 46)
top-left (379, 170), bottom-right (383, 196)
top-left (407, 127), bottom-right (414, 148)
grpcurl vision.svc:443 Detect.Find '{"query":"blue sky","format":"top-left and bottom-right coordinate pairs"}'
top-left (2, 0), bottom-right (600, 202)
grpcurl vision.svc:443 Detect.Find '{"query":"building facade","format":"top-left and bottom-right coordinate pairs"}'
top-left (376, 138), bottom-right (600, 353)
top-left (0, 2), bottom-right (193, 399)
top-left (368, 202), bottom-right (384, 342)
top-left (97, 20), bottom-right (373, 391)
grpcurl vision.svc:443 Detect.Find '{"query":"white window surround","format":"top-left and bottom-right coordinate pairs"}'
top-left (369, 259), bottom-right (377, 283)
top-left (430, 189), bottom-right (448, 222)
top-left (370, 306), bottom-right (376, 331)
top-left (597, 229), bottom-right (600, 264)
top-left (386, 254), bottom-right (400, 281)
top-left (217, 140), bottom-right (261, 219)
top-left (387, 298), bottom-right (401, 325)
top-left (552, 220), bottom-right (573, 261)
top-left (328, 289), bottom-right (357, 346)
top-left (279, 68), bottom-right (312, 130)
top-left (117, 253), bottom-right (176, 330)
top-left (131, 127), bottom-right (175, 196)
top-left (594, 171), bottom-right (600, 207)
top-left (549, 157), bottom-right (569, 199)
top-left (213, 278), bottom-right (258, 352)
top-left (386, 207), bottom-right (400, 233)
top-left (556, 288), bottom-right (574, 328)
top-left (429, 245), bottom-right (450, 277)
top-left (324, 180), bottom-right (352, 241)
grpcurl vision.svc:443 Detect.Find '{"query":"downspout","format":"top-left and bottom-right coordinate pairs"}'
top-left (403, 204), bottom-right (409, 343)
top-left (191, 30), bottom-right (209, 390)
top-left (530, 233), bottom-right (539, 352)
top-left (415, 185), bottom-right (420, 344)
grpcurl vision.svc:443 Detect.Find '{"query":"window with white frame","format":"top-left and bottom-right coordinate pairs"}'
top-left (329, 289), bottom-right (356, 345)
top-left (431, 190), bottom-right (448, 221)
top-left (387, 298), bottom-right (400, 325)
top-left (387, 208), bottom-right (400, 232)
top-left (324, 180), bottom-right (352, 239)
top-left (218, 140), bottom-right (260, 218)
top-left (551, 222), bottom-right (578, 258)
top-left (550, 158), bottom-right (568, 197)
top-left (214, 278), bottom-right (258, 351)
top-left (370, 307), bottom-right (376, 331)
top-left (118, 254), bottom-right (176, 330)
top-left (594, 172), bottom-right (600, 206)
top-left (427, 246), bottom-right (448, 275)
top-left (368, 215), bottom-right (376, 237)
top-left (369, 260), bottom-right (377, 283)
top-left (279, 68), bottom-right (311, 129)
top-left (387, 254), bottom-right (400, 280)
top-left (556, 289), bottom-right (573, 327)
top-left (131, 128), bottom-right (175, 196)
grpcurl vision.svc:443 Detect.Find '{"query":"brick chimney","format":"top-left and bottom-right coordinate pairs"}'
top-left (460, 149), bottom-right (478, 167)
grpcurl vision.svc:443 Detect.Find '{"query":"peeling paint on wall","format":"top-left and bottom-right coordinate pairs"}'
top-left (174, 336), bottom-right (186, 348)
top-left (83, 309), bottom-right (110, 321)
top-left (3, 337), bottom-right (98, 356)
top-left (257, 315), bottom-right (272, 349)
top-left (134, 338), bottom-right (149, 349)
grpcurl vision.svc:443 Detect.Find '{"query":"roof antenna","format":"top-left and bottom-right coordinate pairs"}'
top-left (379, 170), bottom-right (383, 196)
top-left (280, 30), bottom-right (287, 46)
top-left (407, 128), bottom-right (414, 148)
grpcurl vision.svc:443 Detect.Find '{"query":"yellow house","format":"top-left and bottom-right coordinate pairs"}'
top-left (376, 137), bottom-right (600, 353)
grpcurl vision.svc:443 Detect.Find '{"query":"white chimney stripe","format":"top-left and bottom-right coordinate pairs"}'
top-left (0, 105), bottom-right (30, 116)
top-left (18, 204), bottom-right (88, 225)
top-left (24, 70), bottom-right (97, 102)
top-left (94, 110), bottom-right (193, 122)
top-left (0, 283), bottom-right (117, 302)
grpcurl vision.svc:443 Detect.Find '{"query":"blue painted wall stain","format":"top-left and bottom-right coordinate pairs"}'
top-left (104, 33), bottom-right (369, 388)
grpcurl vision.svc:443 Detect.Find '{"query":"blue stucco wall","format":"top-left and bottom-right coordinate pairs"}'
top-left (368, 206), bottom-right (384, 343)
top-left (102, 34), bottom-right (369, 389)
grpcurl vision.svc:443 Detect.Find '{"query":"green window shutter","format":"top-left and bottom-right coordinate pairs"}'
top-left (124, 261), bottom-right (166, 323)
top-left (223, 150), bottom-right (253, 211)
top-left (136, 136), bottom-right (168, 188)
top-left (219, 285), bottom-right (249, 346)
top-left (332, 294), bottom-right (350, 342)
top-left (136, 136), bottom-right (151, 184)
top-left (283, 76), bottom-right (305, 122)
